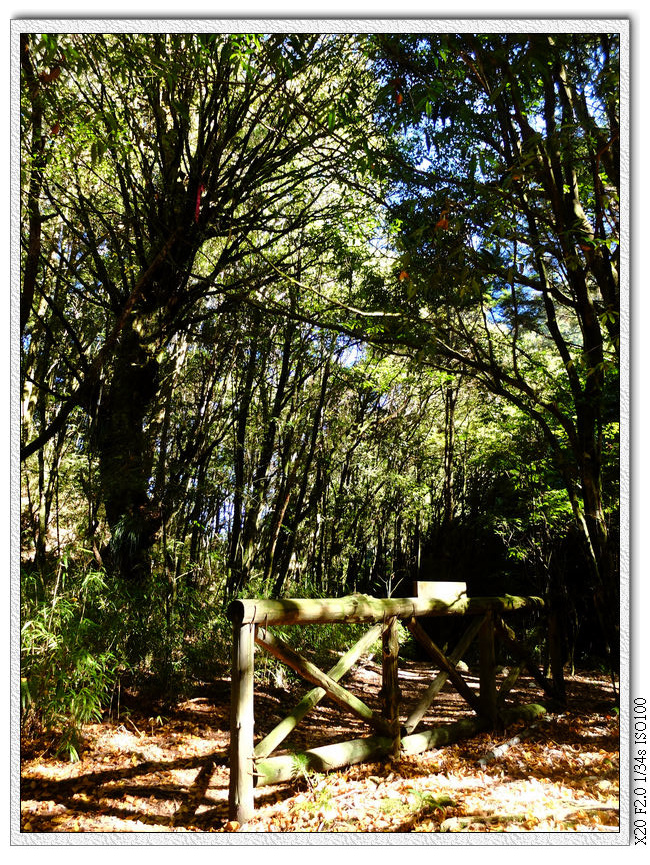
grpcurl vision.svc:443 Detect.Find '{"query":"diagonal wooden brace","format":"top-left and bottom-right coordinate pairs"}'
top-left (403, 613), bottom-right (486, 734)
top-left (254, 626), bottom-right (392, 736)
top-left (405, 617), bottom-right (482, 715)
top-left (494, 616), bottom-right (556, 699)
top-left (497, 663), bottom-right (524, 706)
top-left (254, 622), bottom-right (384, 760)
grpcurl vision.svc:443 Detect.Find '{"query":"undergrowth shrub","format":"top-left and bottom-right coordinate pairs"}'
top-left (20, 551), bottom-right (416, 760)
top-left (20, 548), bottom-right (235, 760)
top-left (21, 556), bottom-right (127, 761)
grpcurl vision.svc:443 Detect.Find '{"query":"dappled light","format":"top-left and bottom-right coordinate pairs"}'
top-left (18, 25), bottom-right (622, 837)
top-left (20, 666), bottom-right (619, 833)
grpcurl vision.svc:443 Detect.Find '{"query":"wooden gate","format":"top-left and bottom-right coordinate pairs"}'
top-left (226, 593), bottom-right (552, 822)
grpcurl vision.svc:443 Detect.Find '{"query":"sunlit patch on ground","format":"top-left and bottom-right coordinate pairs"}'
top-left (20, 668), bottom-right (619, 834)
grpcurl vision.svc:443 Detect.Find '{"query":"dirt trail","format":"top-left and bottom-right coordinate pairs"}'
top-left (19, 665), bottom-right (620, 834)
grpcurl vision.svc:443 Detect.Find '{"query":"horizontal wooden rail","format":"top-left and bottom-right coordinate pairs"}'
top-left (227, 593), bottom-right (544, 626)
top-left (254, 703), bottom-right (547, 788)
top-left (227, 592), bottom-right (547, 823)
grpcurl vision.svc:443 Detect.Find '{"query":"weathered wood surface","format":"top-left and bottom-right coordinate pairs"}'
top-left (253, 703), bottom-right (546, 788)
top-left (402, 613), bottom-right (486, 735)
top-left (497, 664), bottom-right (524, 705)
top-left (228, 621), bottom-right (255, 823)
top-left (227, 593), bottom-right (544, 626)
top-left (405, 617), bottom-right (483, 714)
top-left (254, 626), bottom-right (392, 737)
top-left (381, 616), bottom-right (401, 757)
top-left (228, 593), bottom-right (548, 821)
top-left (478, 611), bottom-right (498, 727)
top-left (254, 623), bottom-right (384, 760)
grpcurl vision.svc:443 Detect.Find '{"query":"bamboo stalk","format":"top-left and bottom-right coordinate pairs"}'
top-left (403, 614), bottom-right (486, 734)
top-left (254, 622), bottom-right (383, 760)
top-left (254, 626), bottom-right (391, 736)
top-left (227, 594), bottom-right (544, 626)
top-left (405, 617), bottom-right (482, 714)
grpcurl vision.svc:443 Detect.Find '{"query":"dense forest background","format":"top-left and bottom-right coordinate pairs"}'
top-left (19, 31), bottom-right (620, 759)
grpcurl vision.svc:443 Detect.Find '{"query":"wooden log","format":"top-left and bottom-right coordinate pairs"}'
top-left (254, 626), bottom-right (391, 736)
top-left (499, 702), bottom-right (547, 725)
top-left (477, 708), bottom-right (546, 767)
top-left (497, 664), bottom-right (523, 706)
top-left (254, 719), bottom-right (486, 787)
top-left (381, 617), bottom-right (401, 757)
top-left (254, 623), bottom-right (383, 760)
top-left (227, 594), bottom-right (545, 626)
top-left (255, 734), bottom-right (393, 787)
top-left (479, 611), bottom-right (497, 728)
top-left (494, 616), bottom-right (556, 699)
top-left (253, 703), bottom-right (546, 788)
top-left (403, 614), bottom-right (486, 735)
top-left (399, 716), bottom-right (490, 756)
top-left (405, 617), bottom-right (482, 714)
top-left (228, 619), bottom-right (255, 823)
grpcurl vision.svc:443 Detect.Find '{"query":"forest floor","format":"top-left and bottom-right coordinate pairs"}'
top-left (19, 655), bottom-right (621, 836)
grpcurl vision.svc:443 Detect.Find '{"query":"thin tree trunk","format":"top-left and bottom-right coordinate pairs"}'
top-left (226, 338), bottom-right (258, 595)
top-left (272, 358), bottom-right (330, 597)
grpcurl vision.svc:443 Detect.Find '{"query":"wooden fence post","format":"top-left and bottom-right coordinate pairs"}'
top-left (547, 596), bottom-right (567, 704)
top-left (381, 616), bottom-right (401, 757)
top-left (228, 618), bottom-right (255, 823)
top-left (479, 611), bottom-right (497, 728)
top-left (225, 594), bottom-right (546, 819)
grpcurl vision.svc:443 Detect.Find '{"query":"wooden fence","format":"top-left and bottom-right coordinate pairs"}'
top-left (226, 593), bottom-right (552, 822)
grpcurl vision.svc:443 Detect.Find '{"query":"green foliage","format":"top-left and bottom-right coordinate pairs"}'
top-left (380, 788), bottom-right (456, 818)
top-left (21, 559), bottom-right (125, 760)
top-left (20, 546), bottom-right (234, 759)
top-left (19, 30), bottom-right (620, 707)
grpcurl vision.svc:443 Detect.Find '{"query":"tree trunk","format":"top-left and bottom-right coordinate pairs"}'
top-left (96, 323), bottom-right (161, 581)
top-left (239, 320), bottom-right (296, 573)
top-left (442, 381), bottom-right (459, 526)
top-left (226, 339), bottom-right (257, 595)
top-left (272, 357), bottom-right (330, 597)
